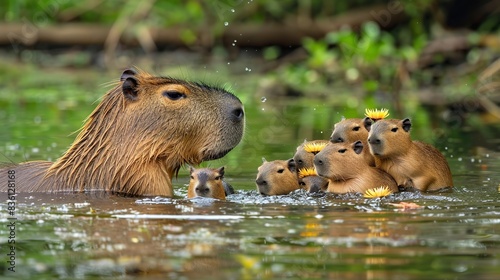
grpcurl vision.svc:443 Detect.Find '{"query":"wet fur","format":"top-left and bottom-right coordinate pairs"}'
top-left (0, 70), bottom-right (244, 197)
top-left (187, 167), bottom-right (233, 199)
top-left (255, 159), bottom-right (299, 196)
top-left (366, 118), bottom-right (453, 192)
top-left (293, 140), bottom-right (329, 170)
top-left (330, 118), bottom-right (375, 166)
top-left (314, 142), bottom-right (398, 194)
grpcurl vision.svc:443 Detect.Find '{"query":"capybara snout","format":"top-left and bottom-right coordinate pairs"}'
top-left (256, 159), bottom-right (300, 196)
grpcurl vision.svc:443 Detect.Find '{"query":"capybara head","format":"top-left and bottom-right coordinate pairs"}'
top-left (365, 118), bottom-right (412, 158)
top-left (43, 69), bottom-right (245, 196)
top-left (256, 158), bottom-right (299, 196)
top-left (314, 141), bottom-right (366, 180)
top-left (297, 167), bottom-right (328, 193)
top-left (293, 140), bottom-right (329, 170)
top-left (188, 166), bottom-right (226, 199)
top-left (330, 118), bottom-right (369, 143)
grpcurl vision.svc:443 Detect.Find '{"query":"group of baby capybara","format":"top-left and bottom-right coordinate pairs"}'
top-left (0, 70), bottom-right (452, 200)
top-left (189, 109), bottom-right (454, 199)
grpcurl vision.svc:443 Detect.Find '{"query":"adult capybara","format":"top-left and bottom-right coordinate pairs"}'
top-left (314, 141), bottom-right (398, 194)
top-left (0, 69), bottom-right (245, 197)
top-left (293, 140), bottom-right (329, 170)
top-left (329, 118), bottom-right (375, 166)
top-left (297, 167), bottom-right (328, 193)
top-left (364, 118), bottom-right (453, 192)
top-left (187, 166), bottom-right (234, 199)
top-left (255, 158), bottom-right (300, 196)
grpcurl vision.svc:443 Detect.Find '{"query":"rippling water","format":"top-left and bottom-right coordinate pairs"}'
top-left (1, 94), bottom-right (500, 279)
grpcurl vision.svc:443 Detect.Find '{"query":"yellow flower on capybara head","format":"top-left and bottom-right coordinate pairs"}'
top-left (365, 108), bottom-right (390, 121)
top-left (298, 167), bottom-right (317, 178)
top-left (303, 141), bottom-right (328, 154)
top-left (363, 185), bottom-right (393, 198)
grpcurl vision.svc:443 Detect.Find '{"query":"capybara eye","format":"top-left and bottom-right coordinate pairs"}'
top-left (299, 182), bottom-right (306, 186)
top-left (215, 176), bottom-right (221, 180)
top-left (190, 175), bottom-right (194, 179)
top-left (277, 169), bottom-right (284, 173)
top-left (163, 91), bottom-right (185, 100)
top-left (352, 126), bottom-right (360, 131)
top-left (338, 149), bottom-right (347, 153)
top-left (391, 127), bottom-right (398, 132)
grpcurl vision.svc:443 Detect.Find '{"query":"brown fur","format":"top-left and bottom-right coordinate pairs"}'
top-left (365, 118), bottom-right (453, 192)
top-left (255, 159), bottom-right (300, 196)
top-left (314, 141), bottom-right (398, 194)
top-left (293, 140), bottom-right (329, 170)
top-left (299, 175), bottom-right (328, 193)
top-left (0, 69), bottom-right (244, 197)
top-left (330, 118), bottom-right (375, 166)
top-left (187, 167), bottom-right (231, 200)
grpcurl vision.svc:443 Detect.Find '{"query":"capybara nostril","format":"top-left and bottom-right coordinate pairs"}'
top-left (231, 107), bottom-right (244, 122)
top-left (331, 137), bottom-right (343, 143)
top-left (256, 179), bottom-right (267, 185)
top-left (196, 186), bottom-right (209, 194)
top-left (368, 138), bottom-right (380, 144)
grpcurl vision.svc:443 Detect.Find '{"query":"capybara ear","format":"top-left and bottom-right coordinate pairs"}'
top-left (262, 157), bottom-right (267, 163)
top-left (120, 69), bottom-right (137, 81)
top-left (217, 166), bottom-right (225, 177)
top-left (287, 158), bottom-right (297, 173)
top-left (402, 118), bottom-right (412, 132)
top-left (122, 76), bottom-right (139, 101)
top-left (188, 165), bottom-right (195, 175)
top-left (353, 141), bottom-right (364, 155)
top-left (363, 117), bottom-right (373, 132)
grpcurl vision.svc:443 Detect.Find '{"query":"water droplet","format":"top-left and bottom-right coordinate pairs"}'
top-left (486, 154), bottom-right (490, 158)
top-left (232, 43), bottom-right (235, 46)
top-left (471, 158), bottom-right (475, 163)
top-left (227, 62), bottom-right (230, 65)
top-left (261, 97), bottom-right (267, 102)
top-left (458, 157), bottom-right (462, 161)
top-left (224, 22), bottom-right (229, 26)
top-left (231, 9), bottom-right (235, 12)
top-left (32, 147), bottom-right (39, 153)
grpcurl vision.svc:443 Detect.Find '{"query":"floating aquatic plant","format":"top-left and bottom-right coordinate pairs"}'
top-left (363, 185), bottom-right (393, 198)
top-left (365, 108), bottom-right (390, 121)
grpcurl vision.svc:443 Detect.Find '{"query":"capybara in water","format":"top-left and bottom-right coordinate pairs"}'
top-left (364, 118), bottom-right (453, 192)
top-left (314, 141), bottom-right (398, 194)
top-left (329, 118), bottom-right (375, 166)
top-left (297, 167), bottom-right (328, 193)
top-left (293, 140), bottom-right (329, 170)
top-left (187, 166), bottom-right (234, 199)
top-left (0, 69), bottom-right (245, 197)
top-left (255, 158), bottom-right (300, 196)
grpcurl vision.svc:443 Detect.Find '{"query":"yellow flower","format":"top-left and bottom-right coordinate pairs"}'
top-left (298, 167), bottom-right (317, 178)
top-left (365, 108), bottom-right (390, 121)
top-left (363, 185), bottom-right (393, 198)
top-left (303, 141), bottom-right (328, 154)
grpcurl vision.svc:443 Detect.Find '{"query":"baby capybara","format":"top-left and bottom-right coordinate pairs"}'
top-left (364, 118), bottom-right (453, 192)
top-left (329, 118), bottom-right (375, 166)
top-left (314, 141), bottom-right (398, 194)
top-left (297, 168), bottom-right (328, 193)
top-left (293, 140), bottom-right (329, 170)
top-left (187, 166), bottom-right (234, 199)
top-left (255, 159), bottom-right (300, 196)
top-left (0, 69), bottom-right (245, 197)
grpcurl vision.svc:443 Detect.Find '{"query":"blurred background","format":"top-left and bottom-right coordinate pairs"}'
top-left (0, 0), bottom-right (500, 177)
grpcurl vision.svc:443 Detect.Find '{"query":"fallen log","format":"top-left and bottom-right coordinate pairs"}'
top-left (0, 4), bottom-right (408, 50)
